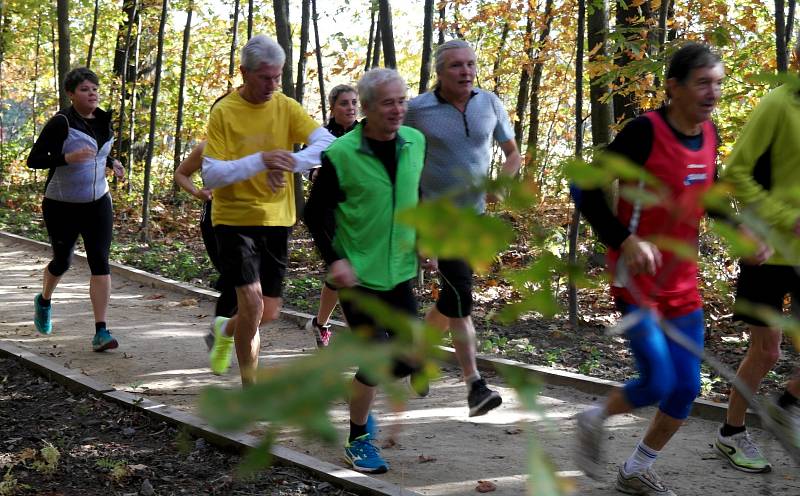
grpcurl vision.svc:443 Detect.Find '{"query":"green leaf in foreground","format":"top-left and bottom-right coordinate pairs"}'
top-left (397, 199), bottom-right (514, 272)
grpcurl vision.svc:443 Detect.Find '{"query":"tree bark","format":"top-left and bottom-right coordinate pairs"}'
top-left (568, 0), bottom-right (586, 329)
top-left (115, 0), bottom-right (138, 172)
top-left (141, 0), bottom-right (169, 241)
top-left (786, 0), bottom-right (796, 53)
top-left (513, 10), bottom-right (534, 147)
top-left (418, 0), bottom-right (434, 93)
top-left (56, 0), bottom-right (71, 110)
top-left (295, 0), bottom-right (310, 104)
top-left (437, 4), bottom-right (446, 44)
top-left (776, 0), bottom-right (788, 72)
top-left (613, 0), bottom-right (638, 122)
top-left (228, 0), bottom-right (241, 90)
top-left (492, 21), bottom-right (510, 95)
top-left (372, 11), bottom-right (382, 68)
top-left (113, 0), bottom-right (138, 77)
top-left (247, 0), bottom-right (254, 40)
top-left (311, 0), bottom-right (326, 121)
top-left (32, 13), bottom-right (43, 142)
top-left (127, 12), bottom-right (142, 193)
top-left (273, 0), bottom-right (294, 99)
top-left (86, 0), bottom-right (99, 68)
top-left (173, 1), bottom-right (193, 196)
top-left (378, 0), bottom-right (396, 68)
top-left (365, 3), bottom-right (376, 71)
top-left (525, 0), bottom-right (554, 171)
top-left (588, 0), bottom-right (612, 147)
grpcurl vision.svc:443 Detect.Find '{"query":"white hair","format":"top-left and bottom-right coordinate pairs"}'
top-left (241, 35), bottom-right (285, 71)
top-left (357, 68), bottom-right (406, 109)
top-left (434, 39), bottom-right (474, 74)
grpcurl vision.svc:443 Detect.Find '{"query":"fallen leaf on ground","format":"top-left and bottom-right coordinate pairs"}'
top-left (179, 298), bottom-right (198, 307)
top-left (504, 428), bottom-right (522, 435)
top-left (145, 294), bottom-right (165, 300)
top-left (417, 454), bottom-right (436, 463)
top-left (381, 438), bottom-right (397, 449)
top-left (476, 480), bottom-right (496, 493)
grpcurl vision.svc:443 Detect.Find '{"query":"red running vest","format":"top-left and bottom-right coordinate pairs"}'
top-left (607, 111), bottom-right (717, 318)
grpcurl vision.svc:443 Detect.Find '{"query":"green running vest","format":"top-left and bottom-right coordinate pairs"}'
top-left (323, 124), bottom-right (425, 291)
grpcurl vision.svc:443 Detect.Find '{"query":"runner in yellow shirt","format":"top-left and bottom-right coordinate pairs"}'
top-left (201, 35), bottom-right (334, 385)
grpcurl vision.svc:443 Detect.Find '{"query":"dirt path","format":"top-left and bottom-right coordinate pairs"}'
top-left (1, 236), bottom-right (798, 495)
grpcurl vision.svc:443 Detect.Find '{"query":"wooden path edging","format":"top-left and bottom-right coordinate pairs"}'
top-left (1, 230), bottom-right (760, 427)
top-left (0, 341), bottom-right (420, 496)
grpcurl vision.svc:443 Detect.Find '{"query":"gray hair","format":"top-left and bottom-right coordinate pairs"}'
top-left (434, 39), bottom-right (474, 74)
top-left (358, 68), bottom-right (406, 109)
top-left (241, 35), bottom-right (285, 71)
top-left (328, 84), bottom-right (357, 108)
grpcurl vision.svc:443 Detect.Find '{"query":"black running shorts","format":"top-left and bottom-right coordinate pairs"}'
top-left (733, 263), bottom-right (800, 326)
top-left (213, 225), bottom-right (290, 298)
top-left (435, 258), bottom-right (474, 318)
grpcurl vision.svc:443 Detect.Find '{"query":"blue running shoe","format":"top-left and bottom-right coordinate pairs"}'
top-left (34, 293), bottom-right (52, 335)
top-left (92, 328), bottom-right (119, 352)
top-left (344, 434), bottom-right (388, 474)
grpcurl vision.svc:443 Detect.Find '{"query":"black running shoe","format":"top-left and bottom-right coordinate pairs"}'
top-left (467, 379), bottom-right (502, 417)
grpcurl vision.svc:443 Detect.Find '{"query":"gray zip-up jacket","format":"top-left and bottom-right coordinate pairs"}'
top-left (27, 106), bottom-right (115, 203)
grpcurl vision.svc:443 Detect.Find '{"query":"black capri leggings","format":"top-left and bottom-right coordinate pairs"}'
top-left (42, 194), bottom-right (113, 277)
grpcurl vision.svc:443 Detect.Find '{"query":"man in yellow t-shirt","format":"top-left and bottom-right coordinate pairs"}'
top-left (201, 35), bottom-right (334, 385)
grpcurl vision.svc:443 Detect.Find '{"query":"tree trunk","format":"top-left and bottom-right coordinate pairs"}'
top-left (378, 0), bottom-right (396, 68)
top-left (51, 18), bottom-right (58, 107)
top-left (418, 0), bottom-right (434, 93)
top-left (273, 0), bottom-right (294, 99)
top-left (588, 0), bottom-right (612, 147)
top-left (613, 0), bottom-right (638, 122)
top-left (172, 1), bottom-right (193, 197)
top-left (513, 10), bottom-right (534, 147)
top-left (453, 2), bottom-right (464, 39)
top-left (141, 0), bottom-right (169, 241)
top-left (437, 4), bottom-right (445, 44)
top-left (492, 21), bottom-right (510, 95)
top-left (311, 0), bottom-right (326, 121)
top-left (295, 0), bottom-right (310, 104)
top-left (365, 4), bottom-right (376, 71)
top-left (228, 0), bottom-right (240, 90)
top-left (56, 0), bottom-right (71, 110)
top-left (126, 12), bottom-right (142, 193)
top-left (86, 0), bottom-right (99, 68)
top-left (372, 12), bottom-right (382, 68)
top-left (247, 0), bottom-right (254, 40)
top-left (786, 0), bottom-right (796, 52)
top-left (32, 13), bottom-right (43, 142)
top-left (115, 0), bottom-right (138, 172)
top-left (568, 0), bottom-right (586, 329)
top-left (525, 0), bottom-right (554, 171)
top-left (776, 0), bottom-right (788, 72)
top-left (113, 0), bottom-right (138, 77)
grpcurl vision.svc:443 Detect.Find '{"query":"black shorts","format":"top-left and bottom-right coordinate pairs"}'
top-left (340, 279), bottom-right (419, 386)
top-left (435, 258), bottom-right (473, 318)
top-left (42, 193), bottom-right (113, 276)
top-left (213, 225), bottom-right (290, 298)
top-left (733, 263), bottom-right (800, 326)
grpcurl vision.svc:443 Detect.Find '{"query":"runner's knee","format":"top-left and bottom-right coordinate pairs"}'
top-left (47, 257), bottom-right (71, 277)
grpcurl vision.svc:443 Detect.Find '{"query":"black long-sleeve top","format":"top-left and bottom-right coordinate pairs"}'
top-left (27, 106), bottom-right (115, 170)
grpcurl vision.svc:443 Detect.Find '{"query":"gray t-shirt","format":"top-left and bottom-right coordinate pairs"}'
top-left (405, 88), bottom-right (514, 213)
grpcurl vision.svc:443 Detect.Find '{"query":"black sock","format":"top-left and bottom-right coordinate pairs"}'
top-left (95, 322), bottom-right (107, 332)
top-left (778, 390), bottom-right (799, 409)
top-left (39, 296), bottom-right (51, 307)
top-left (349, 420), bottom-right (368, 443)
top-left (720, 423), bottom-right (747, 437)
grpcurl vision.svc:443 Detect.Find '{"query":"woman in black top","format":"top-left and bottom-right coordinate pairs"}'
top-left (305, 84), bottom-right (358, 347)
top-left (27, 67), bottom-right (124, 352)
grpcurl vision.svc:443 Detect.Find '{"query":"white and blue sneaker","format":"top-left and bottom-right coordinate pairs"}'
top-left (344, 433), bottom-right (388, 474)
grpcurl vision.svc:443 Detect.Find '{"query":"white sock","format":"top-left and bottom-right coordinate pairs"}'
top-left (220, 319), bottom-right (233, 339)
top-left (623, 441), bottom-right (659, 475)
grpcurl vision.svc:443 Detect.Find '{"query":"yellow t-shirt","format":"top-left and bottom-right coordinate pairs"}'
top-left (204, 90), bottom-right (319, 226)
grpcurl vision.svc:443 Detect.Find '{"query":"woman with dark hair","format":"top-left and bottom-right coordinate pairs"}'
top-left (304, 84), bottom-right (358, 347)
top-left (573, 43), bottom-right (724, 494)
top-left (27, 67), bottom-right (125, 352)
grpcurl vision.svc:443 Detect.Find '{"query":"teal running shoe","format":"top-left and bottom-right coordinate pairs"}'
top-left (34, 293), bottom-right (52, 335)
top-left (344, 433), bottom-right (388, 473)
top-left (92, 328), bottom-right (119, 352)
